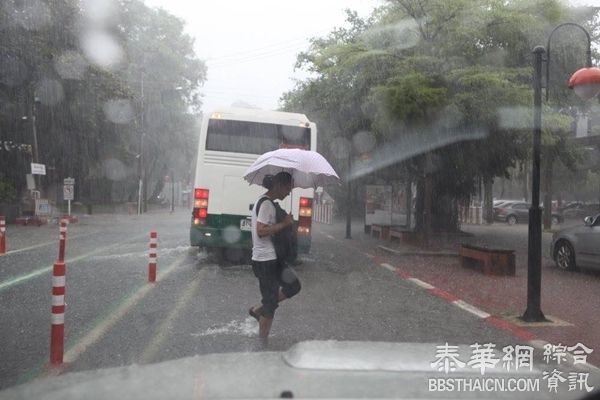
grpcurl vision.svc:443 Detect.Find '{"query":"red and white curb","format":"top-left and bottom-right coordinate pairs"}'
top-left (377, 261), bottom-right (599, 371)
top-left (379, 262), bottom-right (534, 340)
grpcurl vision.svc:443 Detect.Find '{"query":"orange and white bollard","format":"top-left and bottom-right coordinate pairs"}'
top-left (0, 216), bottom-right (5, 255)
top-left (58, 219), bottom-right (68, 263)
top-left (148, 231), bottom-right (157, 282)
top-left (50, 261), bottom-right (66, 365)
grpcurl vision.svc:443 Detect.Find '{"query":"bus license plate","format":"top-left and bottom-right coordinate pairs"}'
top-left (240, 218), bottom-right (252, 231)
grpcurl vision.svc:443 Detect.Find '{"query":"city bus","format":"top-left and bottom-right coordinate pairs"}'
top-left (190, 107), bottom-right (317, 262)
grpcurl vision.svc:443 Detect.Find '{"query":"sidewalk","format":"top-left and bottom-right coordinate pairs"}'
top-left (316, 218), bottom-right (600, 367)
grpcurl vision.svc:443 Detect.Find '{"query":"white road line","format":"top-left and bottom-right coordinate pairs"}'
top-left (380, 263), bottom-right (396, 272)
top-left (139, 276), bottom-right (202, 364)
top-left (63, 256), bottom-right (186, 364)
top-left (452, 299), bottom-right (490, 319)
top-left (0, 234), bottom-right (148, 292)
top-left (326, 234), bottom-right (335, 240)
top-left (407, 278), bottom-right (435, 290)
top-left (4, 232), bottom-right (96, 255)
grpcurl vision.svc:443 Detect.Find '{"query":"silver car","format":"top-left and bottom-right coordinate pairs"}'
top-left (551, 214), bottom-right (600, 271)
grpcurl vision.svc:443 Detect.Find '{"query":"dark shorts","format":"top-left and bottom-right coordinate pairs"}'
top-left (252, 259), bottom-right (301, 318)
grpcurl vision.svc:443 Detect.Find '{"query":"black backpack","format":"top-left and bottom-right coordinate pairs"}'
top-left (255, 196), bottom-right (298, 263)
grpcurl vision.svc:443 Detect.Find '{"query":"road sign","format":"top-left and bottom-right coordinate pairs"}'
top-left (63, 185), bottom-right (74, 201)
top-left (35, 199), bottom-right (51, 216)
top-left (63, 177), bottom-right (75, 185)
top-left (26, 174), bottom-right (35, 190)
top-left (31, 163), bottom-right (46, 175)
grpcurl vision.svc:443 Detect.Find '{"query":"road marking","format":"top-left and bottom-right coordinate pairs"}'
top-left (484, 315), bottom-right (537, 341)
top-left (380, 263), bottom-right (396, 272)
top-left (0, 234), bottom-right (147, 293)
top-left (62, 256), bottom-right (186, 365)
top-left (452, 299), bottom-right (490, 319)
top-left (429, 287), bottom-right (459, 302)
top-left (4, 232), bottom-right (96, 255)
top-left (407, 277), bottom-right (435, 290)
top-left (326, 234), bottom-right (335, 240)
top-left (139, 275), bottom-right (202, 364)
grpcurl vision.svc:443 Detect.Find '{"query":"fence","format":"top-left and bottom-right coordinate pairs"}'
top-left (313, 203), bottom-right (333, 225)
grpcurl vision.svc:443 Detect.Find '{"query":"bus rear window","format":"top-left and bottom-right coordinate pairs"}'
top-left (206, 119), bottom-right (310, 154)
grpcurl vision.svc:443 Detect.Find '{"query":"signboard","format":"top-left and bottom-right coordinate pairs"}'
top-left (63, 177), bottom-right (75, 185)
top-left (26, 174), bottom-right (36, 190)
top-left (365, 185), bottom-right (392, 227)
top-left (35, 199), bottom-right (51, 216)
top-left (63, 185), bottom-right (74, 201)
top-left (31, 163), bottom-right (46, 175)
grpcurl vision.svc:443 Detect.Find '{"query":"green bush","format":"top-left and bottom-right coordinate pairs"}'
top-left (0, 179), bottom-right (16, 203)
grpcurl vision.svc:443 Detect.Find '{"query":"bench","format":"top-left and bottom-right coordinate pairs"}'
top-left (459, 244), bottom-right (515, 276)
top-left (371, 224), bottom-right (390, 240)
top-left (389, 228), bottom-right (420, 245)
top-left (389, 228), bottom-right (403, 242)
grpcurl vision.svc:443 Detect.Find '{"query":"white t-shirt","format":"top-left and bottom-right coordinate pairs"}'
top-left (251, 195), bottom-right (277, 261)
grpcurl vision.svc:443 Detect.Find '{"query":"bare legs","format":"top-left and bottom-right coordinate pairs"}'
top-left (251, 289), bottom-right (287, 339)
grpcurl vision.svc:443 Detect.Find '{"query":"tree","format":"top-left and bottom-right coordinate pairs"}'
top-left (282, 0), bottom-right (599, 236)
top-left (0, 0), bottom-right (206, 210)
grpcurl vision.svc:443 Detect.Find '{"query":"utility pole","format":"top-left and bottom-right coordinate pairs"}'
top-left (170, 169), bottom-right (175, 213)
top-left (345, 156), bottom-right (352, 239)
top-left (23, 97), bottom-right (41, 192)
top-left (137, 67), bottom-right (145, 215)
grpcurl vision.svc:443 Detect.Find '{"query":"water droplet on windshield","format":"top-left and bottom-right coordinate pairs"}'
top-left (353, 131), bottom-right (376, 155)
top-left (223, 225), bottom-right (242, 244)
top-left (281, 267), bottom-right (297, 284)
top-left (329, 137), bottom-right (351, 159)
top-left (80, 30), bottom-right (124, 70)
top-left (102, 159), bottom-right (128, 181)
top-left (35, 79), bottom-right (64, 106)
top-left (497, 107), bottom-right (529, 130)
top-left (103, 99), bottom-right (134, 124)
top-left (281, 125), bottom-right (304, 142)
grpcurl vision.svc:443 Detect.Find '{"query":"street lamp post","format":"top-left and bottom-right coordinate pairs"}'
top-left (522, 24), bottom-right (600, 322)
top-left (137, 66), bottom-right (145, 216)
top-left (22, 97), bottom-right (41, 191)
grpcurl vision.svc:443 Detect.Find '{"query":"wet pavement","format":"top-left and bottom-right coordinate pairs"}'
top-left (317, 218), bottom-right (600, 367)
top-left (0, 210), bottom-right (526, 390)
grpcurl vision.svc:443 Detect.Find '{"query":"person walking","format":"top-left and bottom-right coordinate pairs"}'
top-left (249, 172), bottom-right (301, 339)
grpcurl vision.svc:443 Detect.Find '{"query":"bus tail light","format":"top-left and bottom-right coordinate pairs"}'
top-left (298, 197), bottom-right (313, 235)
top-left (193, 188), bottom-right (209, 225)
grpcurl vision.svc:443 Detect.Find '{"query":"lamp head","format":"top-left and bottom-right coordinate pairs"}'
top-left (568, 67), bottom-right (600, 100)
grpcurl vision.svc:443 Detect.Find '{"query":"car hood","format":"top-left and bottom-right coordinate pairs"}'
top-left (2, 341), bottom-right (598, 399)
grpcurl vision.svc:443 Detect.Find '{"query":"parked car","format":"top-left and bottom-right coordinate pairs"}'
top-left (559, 202), bottom-right (599, 219)
top-left (551, 213), bottom-right (600, 271)
top-left (493, 201), bottom-right (563, 225)
top-left (492, 200), bottom-right (520, 216)
top-left (492, 199), bottom-right (521, 207)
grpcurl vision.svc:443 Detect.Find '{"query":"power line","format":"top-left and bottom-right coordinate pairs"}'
top-left (204, 31), bottom-right (327, 61)
top-left (208, 43), bottom-right (305, 68)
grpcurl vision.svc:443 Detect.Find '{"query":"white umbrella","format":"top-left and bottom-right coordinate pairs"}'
top-left (243, 148), bottom-right (340, 189)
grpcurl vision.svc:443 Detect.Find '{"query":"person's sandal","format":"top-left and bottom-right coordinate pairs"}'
top-left (249, 306), bottom-right (261, 321)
